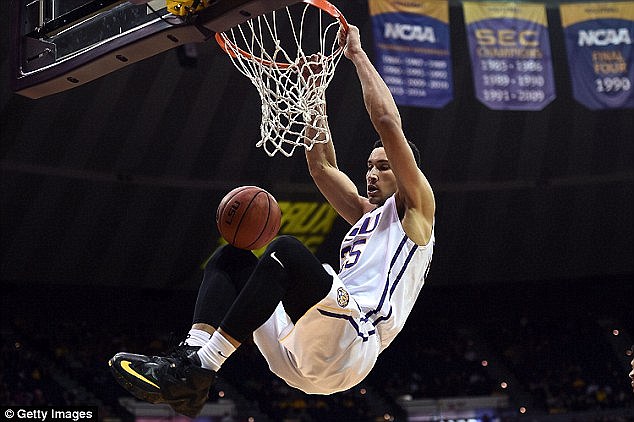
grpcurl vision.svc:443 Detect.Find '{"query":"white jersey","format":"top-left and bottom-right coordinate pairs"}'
top-left (338, 194), bottom-right (434, 350)
top-left (254, 195), bottom-right (434, 394)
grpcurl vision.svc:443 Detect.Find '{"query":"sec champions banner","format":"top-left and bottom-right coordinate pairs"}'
top-left (369, 0), bottom-right (453, 108)
top-left (560, 2), bottom-right (634, 109)
top-left (463, 2), bottom-right (556, 110)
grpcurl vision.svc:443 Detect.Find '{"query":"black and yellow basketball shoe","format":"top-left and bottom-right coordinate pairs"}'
top-left (109, 347), bottom-right (215, 418)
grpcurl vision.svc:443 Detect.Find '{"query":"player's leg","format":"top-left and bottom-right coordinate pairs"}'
top-left (110, 236), bottom-right (330, 415)
top-left (196, 235), bottom-right (332, 370)
top-left (185, 245), bottom-right (258, 347)
top-left (109, 245), bottom-right (256, 417)
top-left (225, 235), bottom-right (332, 332)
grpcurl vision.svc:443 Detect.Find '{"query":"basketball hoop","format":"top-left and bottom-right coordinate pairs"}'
top-left (215, 0), bottom-right (348, 157)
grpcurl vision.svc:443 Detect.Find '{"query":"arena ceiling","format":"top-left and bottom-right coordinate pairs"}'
top-left (1, 1), bottom-right (632, 289)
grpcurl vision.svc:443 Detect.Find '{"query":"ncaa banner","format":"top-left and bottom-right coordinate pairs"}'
top-left (560, 2), bottom-right (634, 109)
top-left (463, 2), bottom-right (556, 110)
top-left (369, 0), bottom-right (453, 108)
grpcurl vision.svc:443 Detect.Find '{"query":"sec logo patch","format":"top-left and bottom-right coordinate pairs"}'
top-left (336, 287), bottom-right (349, 307)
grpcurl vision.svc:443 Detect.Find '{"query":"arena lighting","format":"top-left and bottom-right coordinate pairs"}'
top-left (500, 381), bottom-right (508, 389)
top-left (481, 360), bottom-right (488, 366)
top-left (519, 406), bottom-right (527, 414)
top-left (613, 329), bottom-right (620, 335)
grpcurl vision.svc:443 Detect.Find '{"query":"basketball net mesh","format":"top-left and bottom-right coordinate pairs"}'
top-left (216, 4), bottom-right (345, 157)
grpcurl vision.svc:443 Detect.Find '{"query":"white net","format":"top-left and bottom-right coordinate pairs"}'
top-left (215, 1), bottom-right (346, 157)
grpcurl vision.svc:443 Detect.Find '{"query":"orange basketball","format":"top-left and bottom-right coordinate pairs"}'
top-left (216, 186), bottom-right (282, 250)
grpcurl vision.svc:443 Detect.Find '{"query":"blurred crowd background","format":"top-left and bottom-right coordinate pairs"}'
top-left (1, 275), bottom-right (632, 422)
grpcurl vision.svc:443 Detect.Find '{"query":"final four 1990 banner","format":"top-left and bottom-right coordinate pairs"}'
top-left (463, 2), bottom-right (556, 110)
top-left (560, 2), bottom-right (634, 109)
top-left (369, 0), bottom-right (453, 108)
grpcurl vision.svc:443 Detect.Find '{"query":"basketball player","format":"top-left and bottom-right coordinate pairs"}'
top-left (109, 24), bottom-right (435, 417)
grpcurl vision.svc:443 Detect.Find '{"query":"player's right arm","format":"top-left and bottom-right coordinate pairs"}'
top-left (305, 110), bottom-right (373, 225)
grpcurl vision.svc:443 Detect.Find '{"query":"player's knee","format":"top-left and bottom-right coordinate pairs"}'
top-left (265, 235), bottom-right (303, 254)
top-left (205, 244), bottom-right (257, 273)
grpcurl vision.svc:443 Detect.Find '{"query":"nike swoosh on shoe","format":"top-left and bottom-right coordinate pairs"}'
top-left (120, 360), bottom-right (160, 389)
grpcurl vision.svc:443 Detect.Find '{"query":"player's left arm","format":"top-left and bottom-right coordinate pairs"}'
top-left (344, 25), bottom-right (435, 245)
top-left (381, 121), bottom-right (435, 246)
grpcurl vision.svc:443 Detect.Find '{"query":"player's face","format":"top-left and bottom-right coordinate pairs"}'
top-left (366, 147), bottom-right (397, 206)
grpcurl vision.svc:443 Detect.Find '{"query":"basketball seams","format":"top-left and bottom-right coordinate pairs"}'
top-left (244, 191), bottom-right (272, 249)
top-left (235, 190), bottom-right (268, 248)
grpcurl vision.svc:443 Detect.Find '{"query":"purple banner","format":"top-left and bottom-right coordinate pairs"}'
top-left (463, 2), bottom-right (556, 110)
top-left (560, 2), bottom-right (634, 109)
top-left (369, 0), bottom-right (453, 108)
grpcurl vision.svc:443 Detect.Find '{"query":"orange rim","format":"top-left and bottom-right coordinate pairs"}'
top-left (214, 0), bottom-right (349, 69)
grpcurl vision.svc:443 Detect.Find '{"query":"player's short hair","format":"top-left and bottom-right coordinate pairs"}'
top-left (372, 139), bottom-right (421, 167)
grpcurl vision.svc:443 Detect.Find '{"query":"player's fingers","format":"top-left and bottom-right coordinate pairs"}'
top-left (337, 27), bottom-right (347, 47)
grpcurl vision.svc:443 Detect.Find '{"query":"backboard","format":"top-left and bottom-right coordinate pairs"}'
top-left (10, 0), bottom-right (299, 99)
